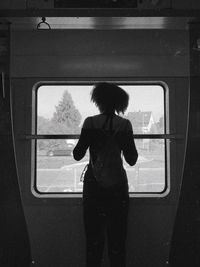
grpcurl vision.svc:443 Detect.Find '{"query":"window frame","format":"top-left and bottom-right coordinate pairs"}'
top-left (30, 80), bottom-right (172, 198)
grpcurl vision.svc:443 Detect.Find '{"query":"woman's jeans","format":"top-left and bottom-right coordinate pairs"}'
top-left (83, 197), bottom-right (129, 267)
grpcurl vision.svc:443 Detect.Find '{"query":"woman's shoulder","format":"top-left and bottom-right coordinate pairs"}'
top-left (82, 115), bottom-right (102, 129)
top-left (115, 115), bottom-right (128, 123)
top-left (82, 114), bottom-right (132, 131)
top-left (82, 116), bottom-right (92, 129)
top-left (112, 115), bottom-right (132, 130)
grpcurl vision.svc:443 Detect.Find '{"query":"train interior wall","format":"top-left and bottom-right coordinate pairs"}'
top-left (10, 29), bottom-right (189, 266)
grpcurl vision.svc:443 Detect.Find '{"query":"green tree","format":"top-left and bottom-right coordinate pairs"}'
top-left (37, 90), bottom-right (81, 152)
top-left (37, 116), bottom-right (57, 151)
top-left (156, 115), bottom-right (164, 133)
top-left (37, 91), bottom-right (82, 152)
top-left (37, 116), bottom-right (53, 134)
top-left (52, 90), bottom-right (81, 134)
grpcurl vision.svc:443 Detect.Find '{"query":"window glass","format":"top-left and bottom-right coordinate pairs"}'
top-left (36, 84), bottom-right (165, 194)
top-left (37, 85), bottom-right (164, 134)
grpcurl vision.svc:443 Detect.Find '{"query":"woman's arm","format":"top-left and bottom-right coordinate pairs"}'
top-left (73, 117), bottom-right (91, 161)
top-left (122, 120), bottom-right (138, 166)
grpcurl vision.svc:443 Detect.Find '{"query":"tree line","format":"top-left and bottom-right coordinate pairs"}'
top-left (37, 89), bottom-right (164, 152)
top-left (37, 90), bottom-right (81, 151)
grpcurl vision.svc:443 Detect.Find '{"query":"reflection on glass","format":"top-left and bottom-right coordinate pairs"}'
top-left (36, 139), bottom-right (165, 193)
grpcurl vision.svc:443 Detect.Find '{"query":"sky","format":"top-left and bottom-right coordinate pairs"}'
top-left (37, 85), bottom-right (164, 124)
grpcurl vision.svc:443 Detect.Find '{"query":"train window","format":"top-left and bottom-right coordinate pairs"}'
top-left (35, 83), bottom-right (166, 195)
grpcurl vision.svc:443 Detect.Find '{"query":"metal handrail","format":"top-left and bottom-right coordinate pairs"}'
top-left (21, 134), bottom-right (184, 140)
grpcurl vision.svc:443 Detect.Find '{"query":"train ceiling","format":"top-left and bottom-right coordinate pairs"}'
top-left (0, 17), bottom-right (192, 30)
top-left (0, 0), bottom-right (199, 30)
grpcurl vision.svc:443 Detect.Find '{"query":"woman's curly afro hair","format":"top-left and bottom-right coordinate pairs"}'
top-left (91, 82), bottom-right (129, 114)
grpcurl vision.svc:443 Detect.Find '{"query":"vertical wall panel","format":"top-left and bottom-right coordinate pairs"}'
top-left (169, 22), bottom-right (200, 267)
top-left (0, 26), bottom-right (31, 266)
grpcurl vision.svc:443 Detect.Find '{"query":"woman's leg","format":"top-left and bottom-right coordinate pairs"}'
top-left (83, 198), bottom-right (106, 267)
top-left (106, 198), bottom-right (129, 267)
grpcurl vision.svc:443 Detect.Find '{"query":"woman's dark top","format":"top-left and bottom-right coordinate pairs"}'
top-left (73, 113), bottom-right (138, 199)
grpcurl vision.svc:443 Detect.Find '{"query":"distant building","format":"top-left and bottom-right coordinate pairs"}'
top-left (127, 111), bottom-right (155, 134)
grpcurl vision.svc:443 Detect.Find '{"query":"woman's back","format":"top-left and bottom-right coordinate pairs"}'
top-left (73, 113), bottom-right (138, 167)
top-left (87, 113), bottom-right (128, 131)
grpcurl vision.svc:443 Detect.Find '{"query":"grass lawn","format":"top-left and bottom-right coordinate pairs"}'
top-left (36, 144), bottom-right (165, 193)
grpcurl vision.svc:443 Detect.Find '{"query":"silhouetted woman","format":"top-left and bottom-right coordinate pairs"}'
top-left (73, 82), bottom-right (138, 267)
